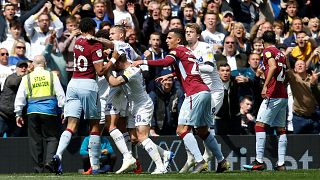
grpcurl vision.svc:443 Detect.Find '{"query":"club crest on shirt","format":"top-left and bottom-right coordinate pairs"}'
top-left (265, 51), bottom-right (272, 58)
top-left (96, 49), bottom-right (103, 58)
top-left (170, 51), bottom-right (176, 55)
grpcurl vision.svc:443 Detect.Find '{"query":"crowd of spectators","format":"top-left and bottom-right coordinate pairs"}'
top-left (0, 0), bottom-right (319, 137)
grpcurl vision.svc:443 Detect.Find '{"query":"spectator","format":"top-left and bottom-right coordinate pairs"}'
top-left (277, 0), bottom-right (299, 35)
top-left (179, 2), bottom-right (196, 25)
top-left (142, 1), bottom-right (161, 45)
top-left (52, 0), bottom-right (70, 26)
top-left (43, 30), bottom-right (68, 89)
top-left (113, 0), bottom-right (135, 28)
top-left (251, 37), bottom-right (264, 55)
top-left (307, 17), bottom-right (319, 40)
top-left (8, 40), bottom-right (29, 66)
top-left (93, 0), bottom-right (114, 31)
top-left (0, 3), bottom-right (18, 42)
top-left (283, 17), bottom-right (303, 47)
top-left (58, 15), bottom-right (80, 82)
top-left (201, 12), bottom-right (225, 53)
top-left (289, 31), bottom-right (317, 66)
top-left (214, 35), bottom-right (248, 77)
top-left (169, 0), bottom-right (181, 17)
top-left (24, 2), bottom-right (64, 59)
top-left (80, 136), bottom-right (117, 174)
top-left (14, 55), bottom-right (65, 173)
top-left (218, 10), bottom-right (235, 35)
top-left (0, 48), bottom-right (13, 91)
top-left (230, 0), bottom-right (260, 32)
top-left (286, 60), bottom-right (320, 134)
top-left (99, 21), bottom-right (112, 31)
top-left (126, 28), bottom-right (146, 56)
top-left (148, 69), bottom-right (179, 135)
top-left (240, 95), bottom-right (255, 135)
top-left (0, 20), bottom-right (31, 59)
top-left (159, 2), bottom-right (172, 33)
top-left (273, 20), bottom-right (285, 44)
top-left (230, 22), bottom-right (251, 55)
top-left (0, 60), bottom-right (28, 137)
top-left (215, 63), bottom-right (241, 135)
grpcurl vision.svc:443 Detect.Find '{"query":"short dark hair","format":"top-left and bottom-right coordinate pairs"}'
top-left (217, 62), bottom-right (230, 70)
top-left (79, 18), bottom-right (96, 33)
top-left (240, 95), bottom-right (253, 103)
top-left (95, 29), bottom-right (109, 39)
top-left (99, 21), bottom-right (112, 30)
top-left (168, 28), bottom-right (186, 45)
top-left (262, 30), bottom-right (276, 44)
top-left (9, 20), bottom-right (21, 29)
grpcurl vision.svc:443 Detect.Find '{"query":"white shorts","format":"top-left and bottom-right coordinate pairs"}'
top-left (178, 91), bottom-right (213, 127)
top-left (105, 86), bottom-right (128, 117)
top-left (256, 98), bottom-right (288, 127)
top-left (127, 101), bottom-right (153, 129)
top-left (211, 90), bottom-right (224, 115)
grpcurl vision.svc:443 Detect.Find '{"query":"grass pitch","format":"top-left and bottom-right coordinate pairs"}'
top-left (1, 169), bottom-right (320, 180)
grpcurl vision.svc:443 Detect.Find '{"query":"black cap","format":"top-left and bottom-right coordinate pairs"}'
top-left (16, 60), bottom-right (29, 67)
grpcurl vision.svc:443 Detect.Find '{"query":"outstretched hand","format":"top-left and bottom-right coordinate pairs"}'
top-left (132, 60), bottom-right (144, 67)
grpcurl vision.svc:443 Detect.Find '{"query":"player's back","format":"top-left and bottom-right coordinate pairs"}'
top-left (192, 41), bottom-right (223, 91)
top-left (172, 45), bottom-right (209, 96)
top-left (262, 46), bottom-right (287, 98)
top-left (113, 40), bottom-right (139, 61)
top-left (73, 37), bottom-right (104, 79)
top-left (122, 66), bottom-right (149, 103)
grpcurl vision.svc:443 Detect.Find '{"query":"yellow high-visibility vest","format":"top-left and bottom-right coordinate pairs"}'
top-left (23, 69), bottom-right (55, 101)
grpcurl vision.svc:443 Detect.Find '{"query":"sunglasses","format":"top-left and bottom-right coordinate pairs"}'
top-left (16, 46), bottom-right (26, 49)
top-left (0, 53), bottom-right (9, 56)
top-left (225, 41), bottom-right (235, 44)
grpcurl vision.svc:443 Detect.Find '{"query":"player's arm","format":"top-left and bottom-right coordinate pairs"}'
top-left (132, 54), bottom-right (176, 67)
top-left (86, 35), bottom-right (114, 49)
top-left (264, 57), bottom-right (277, 87)
top-left (106, 74), bottom-right (127, 87)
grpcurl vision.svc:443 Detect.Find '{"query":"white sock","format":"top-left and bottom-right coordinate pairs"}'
top-left (56, 130), bottom-right (72, 160)
top-left (88, 135), bottom-right (101, 170)
top-left (142, 138), bottom-right (164, 170)
top-left (157, 145), bottom-right (165, 157)
top-left (278, 134), bottom-right (287, 166)
top-left (110, 129), bottom-right (131, 159)
top-left (123, 132), bottom-right (132, 154)
top-left (183, 133), bottom-right (203, 163)
top-left (256, 132), bottom-right (266, 163)
top-left (204, 132), bottom-right (224, 162)
top-left (184, 146), bottom-right (195, 163)
top-left (202, 141), bottom-right (213, 162)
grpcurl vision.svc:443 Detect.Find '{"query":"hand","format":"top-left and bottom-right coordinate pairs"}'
top-left (280, 2), bottom-right (287, 9)
top-left (261, 86), bottom-right (267, 99)
top-left (127, 2), bottom-right (135, 14)
top-left (256, 64), bottom-right (265, 78)
top-left (16, 116), bottom-right (24, 127)
top-left (46, 1), bottom-right (52, 12)
top-left (112, 50), bottom-right (120, 60)
top-left (303, 35), bottom-right (310, 41)
top-left (70, 29), bottom-right (81, 38)
top-left (82, 3), bottom-right (91, 11)
top-left (310, 70), bottom-right (320, 85)
top-left (101, 149), bottom-right (108, 155)
top-left (71, 4), bottom-right (82, 15)
top-left (143, 50), bottom-right (151, 59)
top-left (285, 47), bottom-right (294, 55)
top-left (132, 60), bottom-right (144, 67)
top-left (155, 73), bottom-right (173, 82)
top-left (49, 30), bottom-right (57, 43)
top-left (246, 113), bottom-right (255, 121)
top-left (235, 75), bottom-right (249, 83)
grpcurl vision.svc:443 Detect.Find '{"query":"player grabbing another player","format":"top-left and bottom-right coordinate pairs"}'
top-left (106, 51), bottom-right (172, 174)
top-left (133, 28), bottom-right (229, 173)
top-left (243, 30), bottom-right (288, 171)
top-left (50, 18), bottom-right (111, 175)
